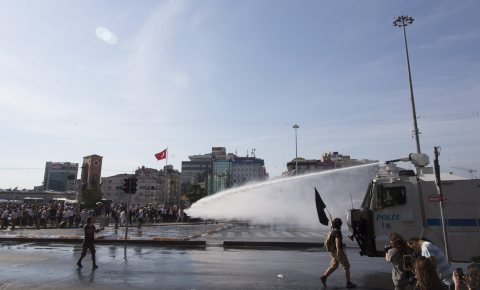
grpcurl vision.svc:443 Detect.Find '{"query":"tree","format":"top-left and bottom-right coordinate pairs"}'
top-left (184, 184), bottom-right (207, 204)
top-left (81, 188), bottom-right (103, 209)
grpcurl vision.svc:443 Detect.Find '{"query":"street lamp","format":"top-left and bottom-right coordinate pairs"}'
top-left (292, 124), bottom-right (299, 176)
top-left (394, 15), bottom-right (421, 154)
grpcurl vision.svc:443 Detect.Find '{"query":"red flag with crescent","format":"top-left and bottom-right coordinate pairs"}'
top-left (155, 149), bottom-right (167, 160)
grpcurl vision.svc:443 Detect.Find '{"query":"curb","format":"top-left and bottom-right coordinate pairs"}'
top-left (0, 237), bottom-right (205, 246)
top-left (224, 241), bottom-right (325, 248)
top-left (223, 241), bottom-right (348, 248)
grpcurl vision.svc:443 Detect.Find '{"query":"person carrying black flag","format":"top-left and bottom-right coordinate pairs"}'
top-left (315, 188), bottom-right (356, 288)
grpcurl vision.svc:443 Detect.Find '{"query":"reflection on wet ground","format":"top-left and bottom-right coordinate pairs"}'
top-left (0, 243), bottom-right (396, 290)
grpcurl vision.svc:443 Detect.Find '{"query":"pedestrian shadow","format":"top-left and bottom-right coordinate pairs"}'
top-left (76, 267), bottom-right (95, 284)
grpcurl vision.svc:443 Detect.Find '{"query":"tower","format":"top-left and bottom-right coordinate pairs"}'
top-left (82, 155), bottom-right (103, 191)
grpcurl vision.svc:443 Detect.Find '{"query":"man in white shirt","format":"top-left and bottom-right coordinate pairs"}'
top-left (41, 208), bottom-right (47, 229)
top-left (80, 209), bottom-right (88, 228)
top-left (69, 208), bottom-right (74, 227)
top-left (137, 208), bottom-right (144, 228)
top-left (1, 209), bottom-right (8, 229)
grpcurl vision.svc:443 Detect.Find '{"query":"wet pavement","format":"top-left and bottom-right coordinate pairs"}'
top-left (0, 223), bottom-right (472, 289)
top-left (0, 222), bottom-right (358, 247)
top-left (0, 242), bottom-right (397, 290)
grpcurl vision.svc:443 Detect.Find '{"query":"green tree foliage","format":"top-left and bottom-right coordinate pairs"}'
top-left (81, 188), bottom-right (103, 209)
top-left (185, 184), bottom-right (207, 204)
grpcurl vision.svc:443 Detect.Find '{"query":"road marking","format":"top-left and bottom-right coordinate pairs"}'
top-left (241, 232), bottom-right (250, 238)
top-left (255, 232), bottom-right (265, 237)
top-left (268, 232), bottom-right (280, 237)
top-left (227, 232), bottom-right (235, 238)
top-left (281, 232), bottom-right (295, 237)
top-left (295, 232), bottom-right (311, 237)
top-left (212, 234), bottom-right (220, 238)
top-left (307, 232), bottom-right (324, 237)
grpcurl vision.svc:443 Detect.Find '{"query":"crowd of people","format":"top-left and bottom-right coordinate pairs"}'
top-left (385, 233), bottom-right (479, 290)
top-left (320, 213), bottom-right (479, 290)
top-left (110, 204), bottom-right (191, 229)
top-left (0, 202), bottom-right (192, 230)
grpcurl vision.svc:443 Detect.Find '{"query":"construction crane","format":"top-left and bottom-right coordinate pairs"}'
top-left (452, 167), bottom-right (477, 179)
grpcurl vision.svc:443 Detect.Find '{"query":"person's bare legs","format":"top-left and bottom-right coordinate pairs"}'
top-left (344, 268), bottom-right (351, 283)
top-left (324, 266), bottom-right (336, 277)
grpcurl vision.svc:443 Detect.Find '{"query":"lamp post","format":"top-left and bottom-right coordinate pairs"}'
top-left (394, 15), bottom-right (421, 154)
top-left (292, 124), bottom-right (299, 176)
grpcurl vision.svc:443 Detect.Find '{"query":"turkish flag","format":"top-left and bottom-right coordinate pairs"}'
top-left (155, 149), bottom-right (167, 160)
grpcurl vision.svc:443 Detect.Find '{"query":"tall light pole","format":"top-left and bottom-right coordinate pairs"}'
top-left (394, 15), bottom-right (421, 154)
top-left (292, 124), bottom-right (299, 176)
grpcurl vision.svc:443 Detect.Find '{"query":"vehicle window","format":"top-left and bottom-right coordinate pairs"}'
top-left (382, 187), bottom-right (406, 208)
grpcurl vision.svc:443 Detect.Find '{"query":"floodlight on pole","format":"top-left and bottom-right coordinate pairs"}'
top-left (292, 124), bottom-right (299, 176)
top-left (393, 15), bottom-right (421, 154)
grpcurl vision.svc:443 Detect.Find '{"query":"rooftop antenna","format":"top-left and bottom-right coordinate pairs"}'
top-left (251, 148), bottom-right (256, 158)
top-left (247, 150), bottom-right (248, 157)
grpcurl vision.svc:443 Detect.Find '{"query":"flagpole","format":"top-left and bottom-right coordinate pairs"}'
top-left (164, 147), bottom-right (168, 205)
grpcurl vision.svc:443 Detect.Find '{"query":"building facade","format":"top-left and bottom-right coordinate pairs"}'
top-left (232, 158), bottom-right (266, 187)
top-left (100, 165), bottom-right (181, 204)
top-left (182, 147), bottom-right (269, 196)
top-left (181, 154), bottom-right (213, 196)
top-left (213, 160), bottom-right (232, 193)
top-left (43, 162), bottom-right (79, 192)
top-left (286, 152), bottom-right (378, 175)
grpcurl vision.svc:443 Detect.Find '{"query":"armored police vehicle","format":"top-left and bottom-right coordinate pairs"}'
top-left (347, 153), bottom-right (479, 262)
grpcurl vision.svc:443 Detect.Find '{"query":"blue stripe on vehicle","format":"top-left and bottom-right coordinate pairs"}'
top-left (426, 219), bottom-right (478, 227)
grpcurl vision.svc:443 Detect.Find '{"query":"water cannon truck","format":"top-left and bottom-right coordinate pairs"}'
top-left (347, 153), bottom-right (480, 262)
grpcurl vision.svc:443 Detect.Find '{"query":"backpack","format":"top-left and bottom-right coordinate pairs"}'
top-left (324, 228), bottom-right (339, 253)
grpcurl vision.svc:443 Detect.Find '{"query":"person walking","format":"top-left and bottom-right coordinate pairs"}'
top-left (320, 214), bottom-right (357, 288)
top-left (1, 208), bottom-right (9, 229)
top-left (120, 210), bottom-right (125, 227)
top-left (77, 216), bottom-right (104, 269)
top-left (407, 237), bottom-right (454, 289)
top-left (80, 209), bottom-right (87, 228)
top-left (137, 208), bottom-right (144, 228)
top-left (40, 207), bottom-right (47, 229)
top-left (112, 208), bottom-right (119, 229)
top-left (10, 210), bottom-right (18, 230)
top-left (68, 208), bottom-right (74, 227)
top-left (386, 232), bottom-right (412, 290)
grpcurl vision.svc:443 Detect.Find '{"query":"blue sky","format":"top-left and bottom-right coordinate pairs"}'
top-left (1, 0), bottom-right (479, 189)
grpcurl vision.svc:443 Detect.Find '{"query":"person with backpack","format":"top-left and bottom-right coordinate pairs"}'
top-left (321, 214), bottom-right (356, 288)
top-left (386, 232), bottom-right (412, 290)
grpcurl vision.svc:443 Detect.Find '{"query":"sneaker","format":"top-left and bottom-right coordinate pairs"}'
top-left (320, 276), bottom-right (327, 286)
top-left (346, 282), bottom-right (357, 288)
top-left (77, 261), bottom-right (83, 268)
top-left (93, 264), bottom-right (98, 269)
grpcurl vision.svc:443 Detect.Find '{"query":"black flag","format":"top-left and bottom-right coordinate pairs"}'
top-left (315, 187), bottom-right (329, 226)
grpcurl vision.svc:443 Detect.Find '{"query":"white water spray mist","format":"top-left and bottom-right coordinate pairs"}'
top-left (186, 163), bottom-right (380, 229)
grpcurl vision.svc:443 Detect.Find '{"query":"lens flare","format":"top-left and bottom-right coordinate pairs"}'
top-left (95, 27), bottom-right (117, 45)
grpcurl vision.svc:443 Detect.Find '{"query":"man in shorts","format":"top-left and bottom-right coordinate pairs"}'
top-left (321, 214), bottom-right (357, 288)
